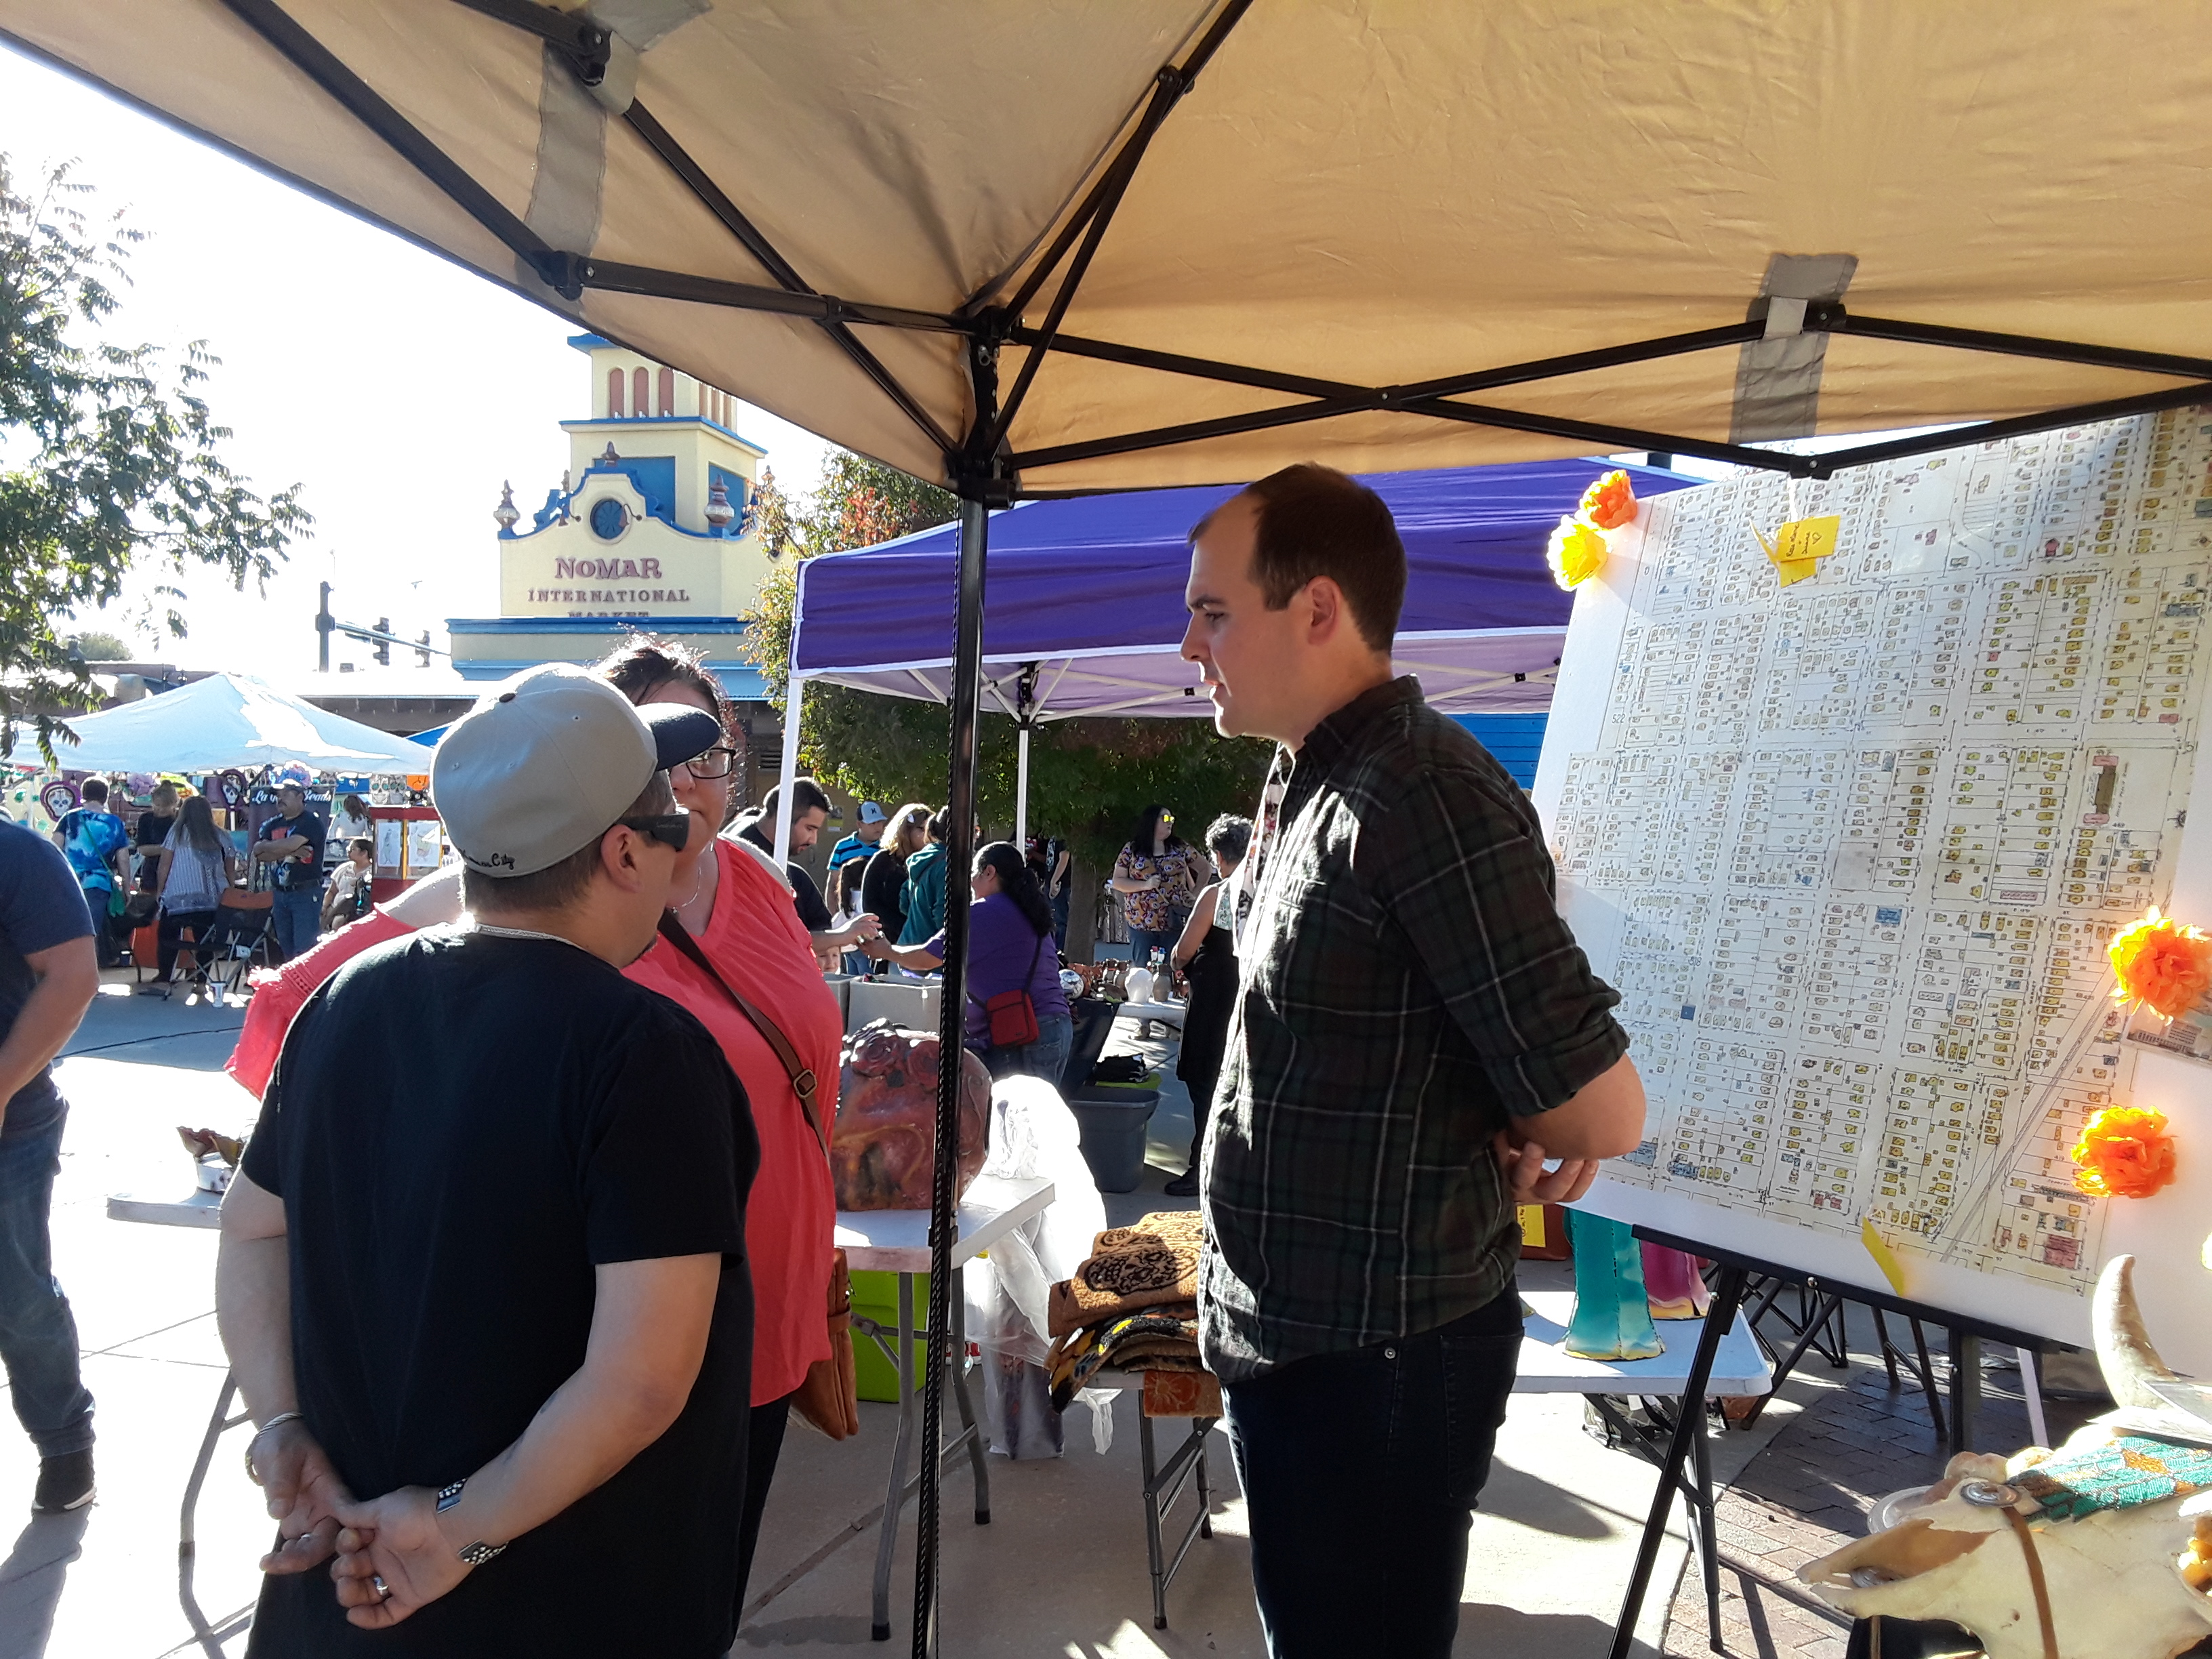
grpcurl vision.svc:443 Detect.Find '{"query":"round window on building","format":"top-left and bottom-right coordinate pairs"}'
top-left (589, 497), bottom-right (630, 541)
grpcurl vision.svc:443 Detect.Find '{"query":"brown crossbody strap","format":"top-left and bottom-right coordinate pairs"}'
top-left (656, 912), bottom-right (827, 1160)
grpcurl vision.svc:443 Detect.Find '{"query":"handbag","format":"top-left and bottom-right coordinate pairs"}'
top-left (655, 914), bottom-right (860, 1441)
top-left (973, 933), bottom-right (1045, 1050)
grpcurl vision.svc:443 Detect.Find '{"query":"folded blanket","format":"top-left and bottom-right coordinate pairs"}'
top-left (1046, 1210), bottom-right (1205, 1337)
top-left (1048, 1303), bottom-right (1201, 1408)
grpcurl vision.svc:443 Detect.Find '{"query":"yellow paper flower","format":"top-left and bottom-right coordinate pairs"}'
top-left (1547, 517), bottom-right (1608, 590)
top-left (1580, 469), bottom-right (1638, 530)
top-left (2108, 906), bottom-right (2212, 1020)
top-left (2070, 1105), bottom-right (2178, 1200)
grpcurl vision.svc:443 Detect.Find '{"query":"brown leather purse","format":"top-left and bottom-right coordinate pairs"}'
top-left (657, 914), bottom-right (859, 1440)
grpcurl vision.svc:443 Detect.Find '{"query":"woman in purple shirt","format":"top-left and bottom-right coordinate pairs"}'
top-left (863, 842), bottom-right (1072, 1087)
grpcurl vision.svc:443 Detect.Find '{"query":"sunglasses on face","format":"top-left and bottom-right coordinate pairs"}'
top-left (677, 746), bottom-right (738, 780)
top-left (618, 813), bottom-right (692, 851)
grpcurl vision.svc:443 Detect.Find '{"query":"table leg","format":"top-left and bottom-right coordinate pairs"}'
top-left (181, 1370), bottom-right (251, 1658)
top-left (872, 1273), bottom-right (918, 1643)
top-left (1689, 1401), bottom-right (1722, 1652)
top-left (947, 1286), bottom-right (989, 1524)
top-left (1139, 1412), bottom-right (1167, 1631)
top-left (1605, 1263), bottom-right (1746, 1659)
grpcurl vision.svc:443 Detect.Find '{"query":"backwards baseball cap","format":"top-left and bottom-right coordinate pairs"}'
top-left (859, 800), bottom-right (888, 824)
top-left (432, 665), bottom-right (723, 878)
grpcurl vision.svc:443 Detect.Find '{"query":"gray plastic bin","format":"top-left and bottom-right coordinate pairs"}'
top-left (1067, 1086), bottom-right (1160, 1193)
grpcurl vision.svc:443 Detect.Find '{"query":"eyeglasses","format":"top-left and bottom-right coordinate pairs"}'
top-left (676, 745), bottom-right (738, 779)
top-left (617, 813), bottom-right (692, 851)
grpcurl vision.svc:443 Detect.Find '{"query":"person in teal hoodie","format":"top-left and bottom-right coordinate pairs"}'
top-left (895, 809), bottom-right (948, 947)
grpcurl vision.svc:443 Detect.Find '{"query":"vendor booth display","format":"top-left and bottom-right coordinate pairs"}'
top-left (1, 672), bottom-right (429, 775)
top-left (834, 1021), bottom-right (990, 1211)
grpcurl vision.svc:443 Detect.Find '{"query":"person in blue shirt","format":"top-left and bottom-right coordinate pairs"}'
top-left (826, 800), bottom-right (887, 878)
top-left (0, 821), bottom-right (102, 1513)
top-left (53, 779), bottom-right (129, 968)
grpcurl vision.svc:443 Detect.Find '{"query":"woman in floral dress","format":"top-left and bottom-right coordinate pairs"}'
top-left (1111, 803), bottom-right (1201, 966)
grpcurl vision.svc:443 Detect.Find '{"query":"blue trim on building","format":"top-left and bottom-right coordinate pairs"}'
top-left (501, 455), bottom-right (750, 543)
top-left (560, 415), bottom-right (768, 455)
top-left (567, 333), bottom-right (613, 352)
top-left (1454, 712), bottom-right (1548, 788)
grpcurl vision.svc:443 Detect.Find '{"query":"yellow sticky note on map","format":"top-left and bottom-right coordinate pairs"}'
top-left (1860, 1216), bottom-right (1909, 1296)
top-left (1757, 514), bottom-right (1841, 587)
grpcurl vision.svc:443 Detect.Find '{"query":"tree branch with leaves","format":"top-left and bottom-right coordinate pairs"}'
top-left (1, 157), bottom-right (310, 757)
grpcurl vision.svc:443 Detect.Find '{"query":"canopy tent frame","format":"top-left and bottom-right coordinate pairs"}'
top-left (75, 1), bottom-right (2209, 493)
top-left (37, 5), bottom-right (2212, 1655)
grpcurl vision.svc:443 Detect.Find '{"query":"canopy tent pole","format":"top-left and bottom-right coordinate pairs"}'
top-left (916, 331), bottom-right (1002, 1658)
top-left (1015, 724), bottom-right (1031, 848)
top-left (773, 675), bottom-right (805, 865)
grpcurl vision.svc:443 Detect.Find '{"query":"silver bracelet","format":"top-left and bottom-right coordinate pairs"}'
top-left (243, 1410), bottom-right (305, 1483)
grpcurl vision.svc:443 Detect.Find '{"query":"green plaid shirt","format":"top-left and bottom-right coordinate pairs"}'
top-left (1198, 678), bottom-right (1628, 1383)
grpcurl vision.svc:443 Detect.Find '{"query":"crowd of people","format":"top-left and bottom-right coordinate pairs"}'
top-left (0, 464), bottom-right (1650, 1659)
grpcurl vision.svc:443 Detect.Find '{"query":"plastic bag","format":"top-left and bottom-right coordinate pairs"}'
top-left (964, 1074), bottom-right (1114, 1454)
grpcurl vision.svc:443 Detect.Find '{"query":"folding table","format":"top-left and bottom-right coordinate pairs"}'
top-left (834, 1174), bottom-right (1054, 1642)
top-left (1112, 1288), bottom-right (1772, 1641)
top-left (105, 1188), bottom-right (243, 1659)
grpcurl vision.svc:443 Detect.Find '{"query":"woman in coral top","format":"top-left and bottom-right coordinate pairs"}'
top-left (598, 638), bottom-right (846, 1608)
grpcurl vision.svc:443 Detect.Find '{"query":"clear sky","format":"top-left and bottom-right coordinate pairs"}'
top-left (0, 42), bottom-right (831, 679)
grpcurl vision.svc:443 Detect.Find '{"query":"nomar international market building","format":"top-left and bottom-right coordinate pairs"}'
top-left (446, 331), bottom-right (790, 796)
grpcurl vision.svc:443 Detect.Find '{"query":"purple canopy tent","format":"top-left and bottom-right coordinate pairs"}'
top-left (778, 458), bottom-right (1699, 844)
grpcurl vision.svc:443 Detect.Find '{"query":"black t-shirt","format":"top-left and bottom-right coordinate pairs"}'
top-left (861, 848), bottom-right (909, 943)
top-left (0, 825), bottom-right (94, 1139)
top-left (241, 928), bottom-right (758, 1658)
top-left (134, 811), bottom-right (174, 848)
top-left (258, 808), bottom-right (328, 891)
top-left (736, 817), bottom-right (834, 933)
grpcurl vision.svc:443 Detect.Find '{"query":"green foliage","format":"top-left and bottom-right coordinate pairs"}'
top-left (0, 157), bottom-right (309, 758)
top-left (742, 450), bottom-right (1273, 861)
top-left (69, 628), bottom-right (131, 662)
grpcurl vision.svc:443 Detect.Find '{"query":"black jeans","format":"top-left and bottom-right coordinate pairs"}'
top-left (1222, 1280), bottom-right (1522, 1659)
top-left (735, 1391), bottom-right (794, 1618)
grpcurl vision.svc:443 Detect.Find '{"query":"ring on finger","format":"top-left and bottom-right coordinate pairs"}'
top-left (371, 1575), bottom-right (390, 1599)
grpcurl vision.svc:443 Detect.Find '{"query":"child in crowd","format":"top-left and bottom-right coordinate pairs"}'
top-left (319, 837), bottom-right (375, 933)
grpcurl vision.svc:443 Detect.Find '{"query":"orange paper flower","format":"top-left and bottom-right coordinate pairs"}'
top-left (1547, 517), bottom-right (1609, 590)
top-left (1580, 469), bottom-right (1638, 530)
top-left (2108, 906), bottom-right (2212, 1020)
top-left (2070, 1105), bottom-right (2178, 1200)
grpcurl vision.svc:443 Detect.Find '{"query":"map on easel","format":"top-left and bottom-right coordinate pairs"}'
top-left (1533, 410), bottom-right (2212, 1363)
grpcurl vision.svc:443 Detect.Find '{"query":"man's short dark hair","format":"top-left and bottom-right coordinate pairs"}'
top-left (463, 772), bottom-right (674, 915)
top-left (81, 779), bottom-right (108, 804)
top-left (759, 778), bottom-right (832, 822)
top-left (347, 836), bottom-right (375, 857)
top-left (1193, 463), bottom-right (1405, 651)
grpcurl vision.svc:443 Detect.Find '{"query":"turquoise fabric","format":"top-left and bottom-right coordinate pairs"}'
top-left (2015, 1434), bottom-right (2212, 1523)
top-left (898, 841), bottom-right (947, 947)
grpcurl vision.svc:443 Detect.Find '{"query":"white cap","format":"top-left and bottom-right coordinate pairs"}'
top-left (432, 666), bottom-right (663, 878)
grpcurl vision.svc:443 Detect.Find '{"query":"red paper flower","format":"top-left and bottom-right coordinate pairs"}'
top-left (1580, 470), bottom-right (1638, 531)
top-left (2070, 1106), bottom-right (2178, 1200)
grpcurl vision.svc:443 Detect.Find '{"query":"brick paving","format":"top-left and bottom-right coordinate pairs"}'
top-left (1660, 1306), bottom-right (2096, 1658)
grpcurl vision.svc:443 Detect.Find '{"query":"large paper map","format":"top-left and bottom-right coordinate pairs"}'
top-left (1541, 411), bottom-right (2209, 1306)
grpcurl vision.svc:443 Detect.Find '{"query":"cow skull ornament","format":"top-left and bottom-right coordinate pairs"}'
top-left (1799, 1257), bottom-right (2212, 1659)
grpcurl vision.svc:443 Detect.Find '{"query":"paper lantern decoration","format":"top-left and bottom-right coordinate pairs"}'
top-left (2070, 1106), bottom-right (2178, 1200)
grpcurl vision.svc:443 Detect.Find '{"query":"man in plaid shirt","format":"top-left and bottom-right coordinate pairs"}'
top-left (1181, 465), bottom-right (1645, 1658)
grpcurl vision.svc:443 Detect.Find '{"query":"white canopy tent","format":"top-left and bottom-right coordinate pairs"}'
top-left (4, 672), bottom-right (436, 775)
top-left (18, 5), bottom-right (2212, 1645)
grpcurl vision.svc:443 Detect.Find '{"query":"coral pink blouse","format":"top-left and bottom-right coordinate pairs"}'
top-left (626, 838), bottom-right (842, 1406)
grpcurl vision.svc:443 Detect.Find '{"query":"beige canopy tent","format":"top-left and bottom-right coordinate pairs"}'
top-left (15, 3), bottom-right (2211, 1650)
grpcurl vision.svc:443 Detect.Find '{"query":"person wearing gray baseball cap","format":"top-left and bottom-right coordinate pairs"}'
top-left (216, 665), bottom-right (758, 1656)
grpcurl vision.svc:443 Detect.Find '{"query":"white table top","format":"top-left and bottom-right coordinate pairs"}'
top-left (1111, 1000), bottom-right (1185, 1025)
top-left (1514, 1288), bottom-right (1771, 1397)
top-left (108, 1190), bottom-right (224, 1229)
top-left (834, 1174), bottom-right (1054, 1274)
